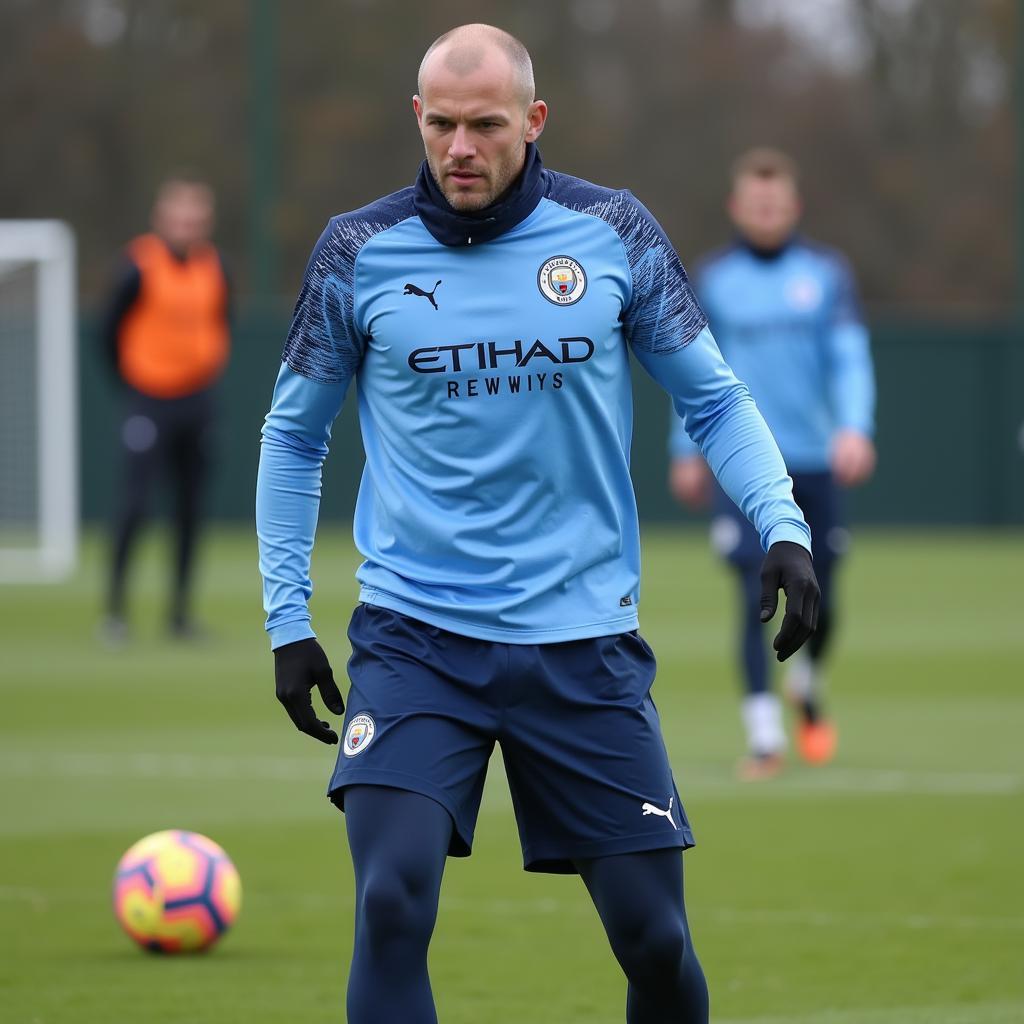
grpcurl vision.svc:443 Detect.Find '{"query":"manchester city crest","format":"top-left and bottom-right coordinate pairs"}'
top-left (343, 714), bottom-right (376, 757)
top-left (538, 255), bottom-right (587, 306)
top-left (785, 275), bottom-right (822, 312)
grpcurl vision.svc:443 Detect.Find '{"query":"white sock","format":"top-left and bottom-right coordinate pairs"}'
top-left (742, 693), bottom-right (786, 756)
top-left (784, 653), bottom-right (818, 703)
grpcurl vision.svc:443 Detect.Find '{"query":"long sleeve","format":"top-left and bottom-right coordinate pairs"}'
top-left (256, 365), bottom-right (349, 648)
top-left (635, 327), bottom-right (810, 551)
top-left (256, 216), bottom-right (367, 649)
top-left (827, 260), bottom-right (875, 435)
top-left (99, 257), bottom-right (141, 381)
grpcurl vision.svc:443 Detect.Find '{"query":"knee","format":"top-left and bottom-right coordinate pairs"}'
top-left (358, 864), bottom-right (437, 948)
top-left (613, 915), bottom-right (689, 984)
top-left (737, 567), bottom-right (763, 620)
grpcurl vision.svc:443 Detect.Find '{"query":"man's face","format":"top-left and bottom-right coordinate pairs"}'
top-left (414, 50), bottom-right (546, 212)
top-left (153, 184), bottom-right (214, 252)
top-left (728, 175), bottom-right (800, 249)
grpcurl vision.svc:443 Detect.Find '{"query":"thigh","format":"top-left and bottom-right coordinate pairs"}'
top-left (116, 396), bottom-right (165, 498)
top-left (328, 605), bottom-right (499, 859)
top-left (500, 632), bottom-right (694, 874)
top-left (345, 785), bottom-right (452, 886)
top-left (792, 472), bottom-right (845, 604)
top-left (732, 557), bottom-right (763, 615)
top-left (709, 486), bottom-right (763, 568)
top-left (166, 394), bottom-right (214, 483)
top-left (576, 848), bottom-right (687, 931)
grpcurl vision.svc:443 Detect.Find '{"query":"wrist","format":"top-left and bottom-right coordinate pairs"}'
top-left (269, 619), bottom-right (317, 651)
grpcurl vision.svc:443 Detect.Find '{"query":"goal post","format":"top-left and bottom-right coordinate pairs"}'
top-left (0, 220), bottom-right (77, 582)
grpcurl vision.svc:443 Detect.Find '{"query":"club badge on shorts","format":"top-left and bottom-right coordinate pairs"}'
top-left (538, 255), bottom-right (587, 306)
top-left (343, 714), bottom-right (376, 757)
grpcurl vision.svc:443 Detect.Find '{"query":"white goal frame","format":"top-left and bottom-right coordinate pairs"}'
top-left (0, 220), bottom-right (77, 582)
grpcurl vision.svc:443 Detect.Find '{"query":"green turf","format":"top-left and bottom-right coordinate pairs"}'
top-left (1, 526), bottom-right (1022, 1022)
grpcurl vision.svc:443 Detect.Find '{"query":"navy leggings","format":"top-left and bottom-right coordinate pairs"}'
top-left (108, 388), bottom-right (214, 625)
top-left (736, 549), bottom-right (836, 693)
top-left (730, 471), bottom-right (841, 694)
top-left (344, 785), bottom-right (708, 1023)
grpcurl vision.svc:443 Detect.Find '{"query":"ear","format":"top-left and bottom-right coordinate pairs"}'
top-left (524, 100), bottom-right (548, 143)
top-left (726, 192), bottom-right (739, 224)
top-left (413, 95), bottom-right (424, 127)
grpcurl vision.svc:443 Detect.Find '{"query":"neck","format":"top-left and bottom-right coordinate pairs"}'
top-left (415, 143), bottom-right (546, 247)
top-left (738, 232), bottom-right (796, 261)
top-left (158, 236), bottom-right (192, 262)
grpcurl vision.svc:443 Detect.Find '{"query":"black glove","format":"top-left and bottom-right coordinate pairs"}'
top-left (273, 638), bottom-right (345, 744)
top-left (759, 541), bottom-right (820, 662)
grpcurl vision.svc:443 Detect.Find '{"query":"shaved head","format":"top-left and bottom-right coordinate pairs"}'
top-left (413, 23), bottom-right (546, 211)
top-left (418, 23), bottom-right (535, 108)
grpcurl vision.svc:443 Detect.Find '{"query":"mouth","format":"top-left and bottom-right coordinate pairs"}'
top-left (446, 168), bottom-right (484, 187)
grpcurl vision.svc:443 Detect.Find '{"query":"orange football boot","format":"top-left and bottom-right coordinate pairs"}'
top-left (797, 719), bottom-right (838, 764)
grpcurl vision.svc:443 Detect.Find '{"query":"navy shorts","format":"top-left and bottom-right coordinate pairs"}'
top-left (328, 604), bottom-right (694, 874)
top-left (710, 470), bottom-right (848, 569)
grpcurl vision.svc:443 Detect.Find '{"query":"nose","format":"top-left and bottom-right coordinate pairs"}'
top-left (448, 125), bottom-right (475, 162)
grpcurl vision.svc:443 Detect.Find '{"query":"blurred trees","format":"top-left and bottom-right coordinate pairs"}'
top-left (0, 0), bottom-right (1015, 315)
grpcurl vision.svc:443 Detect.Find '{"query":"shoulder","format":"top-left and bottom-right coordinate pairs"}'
top-left (544, 170), bottom-right (628, 215)
top-left (543, 170), bottom-right (686, 277)
top-left (309, 187), bottom-right (417, 274)
top-left (795, 237), bottom-right (855, 281)
top-left (693, 242), bottom-right (739, 283)
top-left (795, 238), bottom-right (864, 319)
top-left (191, 241), bottom-right (224, 272)
top-left (544, 171), bottom-right (655, 240)
top-left (125, 233), bottom-right (161, 267)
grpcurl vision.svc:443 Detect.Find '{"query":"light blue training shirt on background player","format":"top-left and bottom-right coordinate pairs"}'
top-left (669, 239), bottom-right (875, 469)
top-left (257, 146), bottom-right (811, 648)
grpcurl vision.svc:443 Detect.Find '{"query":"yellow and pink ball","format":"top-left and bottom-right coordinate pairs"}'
top-left (113, 830), bottom-right (241, 953)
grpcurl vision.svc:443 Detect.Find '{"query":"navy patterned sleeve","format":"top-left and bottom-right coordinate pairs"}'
top-left (282, 218), bottom-right (367, 385)
top-left (546, 176), bottom-right (707, 354)
top-left (604, 191), bottom-right (708, 355)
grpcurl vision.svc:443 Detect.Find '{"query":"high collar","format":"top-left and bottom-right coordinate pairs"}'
top-left (737, 232), bottom-right (798, 262)
top-left (414, 143), bottom-right (547, 247)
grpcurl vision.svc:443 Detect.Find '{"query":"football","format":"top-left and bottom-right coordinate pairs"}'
top-left (113, 830), bottom-right (241, 953)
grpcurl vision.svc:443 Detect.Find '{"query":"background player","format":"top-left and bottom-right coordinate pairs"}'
top-left (101, 177), bottom-right (230, 643)
top-left (669, 147), bottom-right (875, 779)
top-left (258, 26), bottom-right (819, 1023)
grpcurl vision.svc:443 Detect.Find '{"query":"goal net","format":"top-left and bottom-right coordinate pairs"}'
top-left (0, 221), bottom-right (77, 582)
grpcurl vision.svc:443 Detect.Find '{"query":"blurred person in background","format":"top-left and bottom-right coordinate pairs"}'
top-left (100, 176), bottom-right (230, 643)
top-left (669, 148), bottom-right (875, 781)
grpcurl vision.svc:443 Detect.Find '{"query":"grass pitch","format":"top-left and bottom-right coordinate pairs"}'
top-left (1, 526), bottom-right (1022, 1023)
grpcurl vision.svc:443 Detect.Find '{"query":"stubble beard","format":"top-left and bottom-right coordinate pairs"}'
top-left (430, 143), bottom-right (526, 213)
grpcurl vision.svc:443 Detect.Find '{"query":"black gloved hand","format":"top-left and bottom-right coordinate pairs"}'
top-left (273, 638), bottom-right (345, 744)
top-left (759, 541), bottom-right (820, 662)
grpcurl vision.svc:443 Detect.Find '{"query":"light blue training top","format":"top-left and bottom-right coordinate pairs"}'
top-left (256, 151), bottom-right (810, 648)
top-left (669, 237), bottom-right (875, 472)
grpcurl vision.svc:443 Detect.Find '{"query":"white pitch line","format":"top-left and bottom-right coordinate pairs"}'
top-left (438, 897), bottom-right (1024, 934)
top-left (7, 884), bottom-right (1021, 937)
top-left (0, 751), bottom-right (326, 782)
top-left (674, 765), bottom-right (1024, 798)
top-left (712, 1001), bottom-right (1024, 1024)
top-left (0, 885), bottom-right (48, 910)
top-left (706, 907), bottom-right (1024, 933)
top-left (0, 752), bottom-right (1021, 798)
